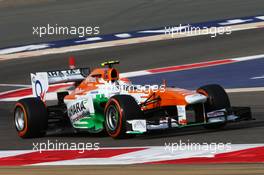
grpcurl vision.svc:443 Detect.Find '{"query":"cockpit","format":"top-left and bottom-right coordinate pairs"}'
top-left (89, 60), bottom-right (120, 82)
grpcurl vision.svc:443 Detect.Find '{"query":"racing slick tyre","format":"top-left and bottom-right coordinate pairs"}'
top-left (14, 98), bottom-right (48, 138)
top-left (104, 95), bottom-right (143, 139)
top-left (197, 84), bottom-right (231, 129)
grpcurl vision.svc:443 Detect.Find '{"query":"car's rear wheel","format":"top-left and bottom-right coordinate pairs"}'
top-left (197, 84), bottom-right (230, 129)
top-left (104, 95), bottom-right (143, 139)
top-left (14, 98), bottom-right (48, 138)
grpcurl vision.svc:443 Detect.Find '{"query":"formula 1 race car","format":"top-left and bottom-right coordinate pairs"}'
top-left (14, 60), bottom-right (252, 139)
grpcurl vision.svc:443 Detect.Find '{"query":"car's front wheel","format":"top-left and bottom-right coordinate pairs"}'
top-left (197, 84), bottom-right (230, 129)
top-left (104, 95), bottom-right (143, 139)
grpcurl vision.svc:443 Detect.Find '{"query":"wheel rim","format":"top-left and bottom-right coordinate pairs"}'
top-left (106, 105), bottom-right (119, 131)
top-left (15, 107), bottom-right (25, 131)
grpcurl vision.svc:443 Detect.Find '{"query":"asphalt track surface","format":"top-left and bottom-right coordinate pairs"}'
top-left (0, 0), bottom-right (264, 151)
top-left (1, 0), bottom-right (264, 48)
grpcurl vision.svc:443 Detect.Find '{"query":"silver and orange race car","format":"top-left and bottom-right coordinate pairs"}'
top-left (14, 60), bottom-right (252, 139)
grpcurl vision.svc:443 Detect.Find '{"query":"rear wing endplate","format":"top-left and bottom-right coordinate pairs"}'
top-left (31, 68), bottom-right (90, 101)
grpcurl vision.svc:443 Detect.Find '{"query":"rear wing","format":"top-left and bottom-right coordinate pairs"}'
top-left (31, 68), bottom-right (90, 102)
top-left (45, 68), bottom-right (90, 84)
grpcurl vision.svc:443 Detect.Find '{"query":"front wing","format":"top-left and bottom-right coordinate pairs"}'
top-left (125, 106), bottom-right (253, 134)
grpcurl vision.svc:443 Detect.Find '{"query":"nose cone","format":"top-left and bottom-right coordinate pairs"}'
top-left (185, 93), bottom-right (207, 104)
top-left (157, 88), bottom-right (207, 106)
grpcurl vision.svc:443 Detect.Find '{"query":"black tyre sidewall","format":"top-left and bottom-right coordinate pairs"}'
top-left (14, 98), bottom-right (48, 138)
top-left (197, 84), bottom-right (230, 112)
top-left (197, 84), bottom-right (230, 129)
top-left (105, 99), bottom-right (123, 138)
top-left (105, 95), bottom-right (142, 139)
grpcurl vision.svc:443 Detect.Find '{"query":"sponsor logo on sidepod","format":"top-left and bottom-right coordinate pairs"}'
top-left (68, 100), bottom-right (89, 121)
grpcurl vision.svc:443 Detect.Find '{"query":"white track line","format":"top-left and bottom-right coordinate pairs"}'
top-left (0, 22), bottom-right (264, 61)
top-left (231, 54), bottom-right (264, 61)
top-left (226, 87), bottom-right (264, 93)
top-left (0, 144), bottom-right (262, 165)
top-left (33, 144), bottom-right (264, 165)
top-left (0, 84), bottom-right (31, 87)
top-left (121, 54), bottom-right (264, 78)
